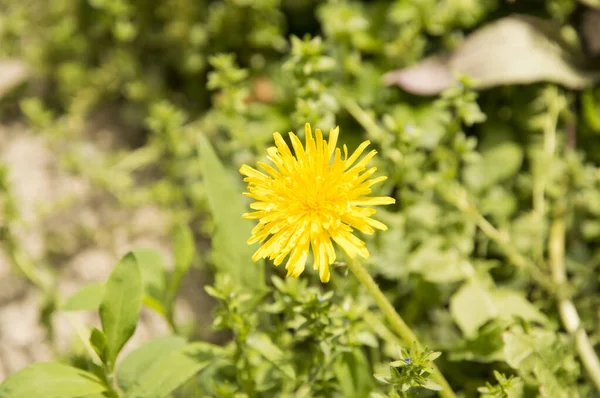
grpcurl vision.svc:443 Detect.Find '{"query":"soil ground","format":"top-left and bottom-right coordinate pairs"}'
top-left (0, 122), bottom-right (213, 380)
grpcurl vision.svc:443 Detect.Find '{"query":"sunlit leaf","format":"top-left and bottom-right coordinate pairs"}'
top-left (123, 342), bottom-right (222, 398)
top-left (62, 282), bottom-right (105, 312)
top-left (198, 134), bottom-right (264, 290)
top-left (0, 362), bottom-right (107, 398)
top-left (99, 252), bottom-right (142, 368)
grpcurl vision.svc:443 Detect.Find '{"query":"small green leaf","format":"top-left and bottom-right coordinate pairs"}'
top-left (123, 342), bottom-right (222, 398)
top-left (99, 252), bottom-right (142, 368)
top-left (89, 328), bottom-right (107, 363)
top-left (0, 362), bottom-right (107, 398)
top-left (173, 224), bottom-right (195, 275)
top-left (422, 380), bottom-right (443, 391)
top-left (117, 335), bottom-right (187, 391)
top-left (198, 134), bottom-right (264, 290)
top-left (62, 282), bottom-right (105, 312)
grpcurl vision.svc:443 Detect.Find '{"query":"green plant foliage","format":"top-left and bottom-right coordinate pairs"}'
top-left (99, 252), bottom-right (143, 369)
top-left (198, 133), bottom-right (265, 291)
top-left (2, 0), bottom-right (600, 396)
top-left (62, 282), bottom-right (106, 312)
top-left (0, 362), bottom-right (108, 398)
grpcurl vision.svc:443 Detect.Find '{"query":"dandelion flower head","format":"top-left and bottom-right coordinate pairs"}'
top-left (240, 123), bottom-right (395, 283)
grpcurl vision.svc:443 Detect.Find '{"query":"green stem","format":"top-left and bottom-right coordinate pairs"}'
top-left (467, 207), bottom-right (555, 293)
top-left (340, 98), bottom-right (387, 142)
top-left (549, 213), bottom-right (600, 393)
top-left (346, 256), bottom-right (457, 398)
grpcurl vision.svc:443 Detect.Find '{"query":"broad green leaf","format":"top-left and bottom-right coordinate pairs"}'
top-left (503, 330), bottom-right (535, 370)
top-left (117, 335), bottom-right (187, 391)
top-left (197, 134), bottom-right (264, 290)
top-left (333, 350), bottom-right (373, 398)
top-left (246, 333), bottom-right (295, 380)
top-left (123, 342), bottom-right (222, 398)
top-left (407, 241), bottom-right (472, 283)
top-left (62, 282), bottom-right (105, 311)
top-left (0, 362), bottom-right (107, 398)
top-left (89, 328), bottom-right (107, 363)
top-left (493, 290), bottom-right (547, 325)
top-left (99, 252), bottom-right (142, 368)
top-left (450, 280), bottom-right (547, 338)
top-left (383, 16), bottom-right (600, 94)
top-left (132, 248), bottom-right (167, 313)
top-left (173, 224), bottom-right (195, 275)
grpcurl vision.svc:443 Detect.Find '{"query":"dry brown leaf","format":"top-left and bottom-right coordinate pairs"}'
top-left (383, 15), bottom-right (600, 95)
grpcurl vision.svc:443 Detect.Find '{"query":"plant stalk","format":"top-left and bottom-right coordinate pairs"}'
top-left (549, 213), bottom-right (600, 393)
top-left (346, 256), bottom-right (457, 398)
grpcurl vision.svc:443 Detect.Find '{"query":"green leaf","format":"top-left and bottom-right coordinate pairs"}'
top-left (246, 333), bottom-right (295, 380)
top-left (173, 224), bottom-right (195, 275)
top-left (407, 240), bottom-right (472, 283)
top-left (450, 280), bottom-right (497, 338)
top-left (0, 362), bottom-right (107, 398)
top-left (89, 328), bottom-right (107, 363)
top-left (422, 380), bottom-right (443, 391)
top-left (333, 350), bottom-right (374, 398)
top-left (123, 342), bottom-right (222, 398)
top-left (450, 280), bottom-right (547, 338)
top-left (62, 282), bottom-right (105, 312)
top-left (132, 249), bottom-right (167, 313)
top-left (99, 252), bottom-right (142, 368)
top-left (117, 335), bottom-right (187, 391)
top-left (197, 134), bottom-right (264, 290)
top-left (383, 16), bottom-right (600, 94)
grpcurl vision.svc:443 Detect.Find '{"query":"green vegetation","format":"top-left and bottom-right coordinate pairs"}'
top-left (2, 0), bottom-right (600, 397)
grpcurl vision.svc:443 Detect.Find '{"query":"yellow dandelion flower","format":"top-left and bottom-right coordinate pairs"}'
top-left (240, 123), bottom-right (395, 283)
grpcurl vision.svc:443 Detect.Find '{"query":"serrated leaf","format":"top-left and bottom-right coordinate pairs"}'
top-left (99, 252), bottom-right (142, 368)
top-left (384, 15), bottom-right (600, 94)
top-left (123, 342), bottom-right (222, 398)
top-left (0, 362), bottom-right (107, 398)
top-left (197, 134), bottom-right (264, 290)
top-left (117, 335), bottom-right (187, 391)
top-left (62, 282), bottom-right (105, 312)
